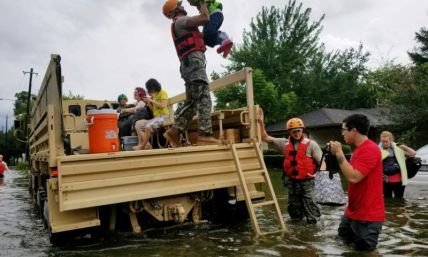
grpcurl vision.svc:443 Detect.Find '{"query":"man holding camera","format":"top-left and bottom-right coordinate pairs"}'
top-left (329, 114), bottom-right (384, 251)
top-left (258, 110), bottom-right (322, 224)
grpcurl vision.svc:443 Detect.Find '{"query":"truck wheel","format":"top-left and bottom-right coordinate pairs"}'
top-left (47, 225), bottom-right (60, 245)
top-left (42, 199), bottom-right (49, 229)
top-left (37, 188), bottom-right (47, 219)
top-left (28, 176), bottom-right (33, 195)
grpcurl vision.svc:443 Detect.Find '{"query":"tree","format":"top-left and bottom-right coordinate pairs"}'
top-left (221, 0), bottom-right (372, 123)
top-left (13, 91), bottom-right (36, 116)
top-left (408, 27), bottom-right (428, 65)
top-left (0, 129), bottom-right (26, 164)
top-left (365, 63), bottom-right (428, 147)
top-left (297, 44), bottom-right (371, 111)
top-left (228, 0), bottom-right (325, 94)
top-left (213, 69), bottom-right (298, 124)
top-left (63, 90), bottom-right (84, 100)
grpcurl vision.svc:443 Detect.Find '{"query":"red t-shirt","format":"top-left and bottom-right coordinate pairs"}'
top-left (345, 139), bottom-right (385, 221)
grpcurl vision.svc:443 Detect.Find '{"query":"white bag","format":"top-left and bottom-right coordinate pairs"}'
top-left (314, 171), bottom-right (346, 206)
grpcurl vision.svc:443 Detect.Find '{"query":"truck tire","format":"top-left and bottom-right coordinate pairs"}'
top-left (37, 188), bottom-right (47, 219)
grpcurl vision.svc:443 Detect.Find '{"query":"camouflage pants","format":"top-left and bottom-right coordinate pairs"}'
top-left (175, 53), bottom-right (213, 135)
top-left (285, 178), bottom-right (321, 224)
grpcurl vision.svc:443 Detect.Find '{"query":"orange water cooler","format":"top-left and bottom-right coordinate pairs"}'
top-left (86, 109), bottom-right (119, 153)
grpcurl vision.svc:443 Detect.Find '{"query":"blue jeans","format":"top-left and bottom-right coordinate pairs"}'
top-left (203, 12), bottom-right (224, 47)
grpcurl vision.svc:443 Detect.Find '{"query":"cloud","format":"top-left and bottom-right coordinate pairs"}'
top-left (1, 0), bottom-right (427, 130)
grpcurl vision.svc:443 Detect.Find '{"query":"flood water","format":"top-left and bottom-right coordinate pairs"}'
top-left (1, 169), bottom-right (427, 257)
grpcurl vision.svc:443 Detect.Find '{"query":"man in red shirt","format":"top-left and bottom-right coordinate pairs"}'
top-left (329, 114), bottom-right (384, 251)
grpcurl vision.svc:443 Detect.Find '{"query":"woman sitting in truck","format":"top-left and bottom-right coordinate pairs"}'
top-left (120, 87), bottom-right (147, 114)
top-left (120, 87), bottom-right (153, 135)
top-left (133, 79), bottom-right (169, 150)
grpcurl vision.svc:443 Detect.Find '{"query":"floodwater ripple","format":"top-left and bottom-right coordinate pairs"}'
top-left (0, 169), bottom-right (427, 257)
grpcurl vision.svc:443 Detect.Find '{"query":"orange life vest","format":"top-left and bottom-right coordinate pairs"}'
top-left (0, 162), bottom-right (5, 175)
top-left (283, 135), bottom-right (317, 180)
top-left (171, 22), bottom-right (206, 61)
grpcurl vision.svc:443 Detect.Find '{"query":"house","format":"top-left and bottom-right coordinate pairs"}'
top-left (266, 107), bottom-right (392, 145)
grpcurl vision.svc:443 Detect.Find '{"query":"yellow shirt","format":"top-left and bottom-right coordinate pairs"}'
top-left (153, 90), bottom-right (169, 117)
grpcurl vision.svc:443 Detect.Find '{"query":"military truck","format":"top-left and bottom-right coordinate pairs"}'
top-left (23, 54), bottom-right (285, 243)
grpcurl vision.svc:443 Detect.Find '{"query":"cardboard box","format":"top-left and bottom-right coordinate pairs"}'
top-left (224, 128), bottom-right (241, 143)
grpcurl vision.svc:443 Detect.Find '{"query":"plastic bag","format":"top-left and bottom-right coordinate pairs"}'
top-left (315, 171), bottom-right (346, 206)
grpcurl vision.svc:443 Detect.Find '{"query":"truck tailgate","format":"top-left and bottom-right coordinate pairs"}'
top-left (58, 143), bottom-right (265, 212)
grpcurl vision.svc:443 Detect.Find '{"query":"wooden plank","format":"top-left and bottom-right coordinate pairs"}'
top-left (253, 200), bottom-right (275, 208)
top-left (168, 69), bottom-right (247, 105)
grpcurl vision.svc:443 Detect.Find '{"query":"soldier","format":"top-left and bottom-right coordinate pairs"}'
top-left (258, 109), bottom-right (322, 224)
top-left (162, 0), bottom-right (218, 147)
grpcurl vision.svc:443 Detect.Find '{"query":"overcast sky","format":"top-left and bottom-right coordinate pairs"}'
top-left (0, 0), bottom-right (427, 130)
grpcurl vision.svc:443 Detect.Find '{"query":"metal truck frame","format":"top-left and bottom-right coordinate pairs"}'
top-left (27, 54), bottom-right (285, 243)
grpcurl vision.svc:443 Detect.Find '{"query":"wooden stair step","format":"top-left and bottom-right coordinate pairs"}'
top-left (252, 200), bottom-right (275, 208)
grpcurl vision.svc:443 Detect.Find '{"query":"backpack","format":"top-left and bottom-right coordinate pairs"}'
top-left (133, 106), bottom-right (154, 122)
top-left (406, 157), bottom-right (422, 179)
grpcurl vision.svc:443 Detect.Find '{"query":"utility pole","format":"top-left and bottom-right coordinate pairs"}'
top-left (23, 68), bottom-right (38, 162)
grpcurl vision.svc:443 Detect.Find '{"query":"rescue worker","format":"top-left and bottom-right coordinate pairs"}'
top-left (258, 109), bottom-right (322, 224)
top-left (187, 0), bottom-right (233, 58)
top-left (0, 154), bottom-right (9, 178)
top-left (162, 0), bottom-right (219, 147)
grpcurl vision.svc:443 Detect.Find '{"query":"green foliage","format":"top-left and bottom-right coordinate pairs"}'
top-left (16, 160), bottom-right (29, 171)
top-left (213, 69), bottom-right (298, 124)
top-left (365, 63), bottom-right (428, 147)
top-left (13, 91), bottom-right (36, 116)
top-left (229, 0), bottom-right (325, 94)
top-left (0, 129), bottom-right (26, 164)
top-left (63, 90), bottom-right (84, 100)
top-left (219, 0), bottom-right (372, 125)
top-left (408, 27), bottom-right (428, 65)
top-left (296, 44), bottom-right (371, 111)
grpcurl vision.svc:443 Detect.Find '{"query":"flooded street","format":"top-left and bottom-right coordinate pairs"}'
top-left (1, 169), bottom-right (427, 257)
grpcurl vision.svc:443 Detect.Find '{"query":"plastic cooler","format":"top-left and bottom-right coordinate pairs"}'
top-left (86, 109), bottom-right (119, 153)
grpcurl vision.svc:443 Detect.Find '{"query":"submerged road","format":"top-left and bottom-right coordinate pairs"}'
top-left (0, 169), bottom-right (427, 257)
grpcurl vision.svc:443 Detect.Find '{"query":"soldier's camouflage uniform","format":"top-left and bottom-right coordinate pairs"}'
top-left (270, 137), bottom-right (322, 224)
top-left (285, 177), bottom-right (321, 223)
top-left (174, 51), bottom-right (213, 136)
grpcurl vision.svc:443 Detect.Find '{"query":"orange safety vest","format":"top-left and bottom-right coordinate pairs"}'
top-left (283, 135), bottom-right (317, 180)
top-left (171, 22), bottom-right (206, 61)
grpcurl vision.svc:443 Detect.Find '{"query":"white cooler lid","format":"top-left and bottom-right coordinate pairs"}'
top-left (87, 109), bottom-right (118, 115)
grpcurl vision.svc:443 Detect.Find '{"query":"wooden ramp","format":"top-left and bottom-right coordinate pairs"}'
top-left (230, 142), bottom-right (286, 235)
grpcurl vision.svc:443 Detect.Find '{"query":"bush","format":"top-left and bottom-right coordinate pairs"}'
top-left (16, 161), bottom-right (29, 171)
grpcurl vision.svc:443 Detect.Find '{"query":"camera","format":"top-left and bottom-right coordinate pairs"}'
top-left (324, 142), bottom-right (331, 153)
